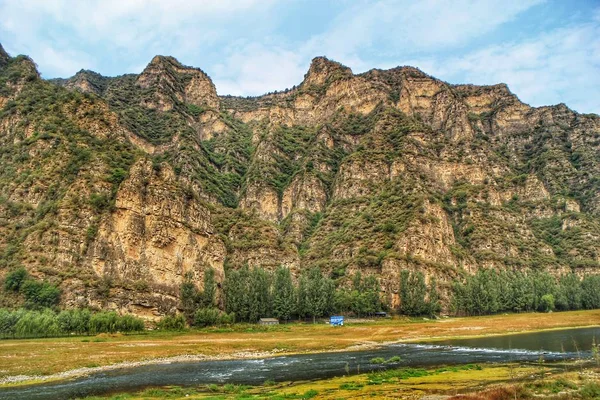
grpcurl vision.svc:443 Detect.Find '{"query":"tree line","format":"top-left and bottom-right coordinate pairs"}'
top-left (224, 266), bottom-right (387, 323)
top-left (4, 263), bottom-right (600, 336)
top-left (0, 308), bottom-right (145, 339)
top-left (179, 265), bottom-right (600, 325)
top-left (179, 266), bottom-right (385, 325)
top-left (451, 269), bottom-right (600, 316)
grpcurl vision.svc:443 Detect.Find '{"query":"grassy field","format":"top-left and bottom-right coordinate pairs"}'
top-left (81, 363), bottom-right (600, 399)
top-left (0, 309), bottom-right (599, 380)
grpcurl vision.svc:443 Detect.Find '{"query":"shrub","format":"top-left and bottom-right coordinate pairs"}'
top-left (89, 193), bottom-right (111, 212)
top-left (107, 168), bottom-right (128, 184)
top-left (0, 308), bottom-right (142, 338)
top-left (117, 314), bottom-right (145, 333)
top-left (580, 382), bottom-right (600, 399)
top-left (89, 311), bottom-right (144, 334)
top-left (3, 267), bottom-right (28, 291)
top-left (21, 280), bottom-right (61, 309)
top-left (57, 309), bottom-right (91, 334)
top-left (194, 308), bottom-right (220, 327)
top-left (193, 308), bottom-right (234, 327)
top-left (89, 311), bottom-right (119, 334)
top-left (157, 314), bottom-right (187, 331)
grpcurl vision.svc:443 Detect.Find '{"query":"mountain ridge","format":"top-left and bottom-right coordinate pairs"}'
top-left (1, 43), bottom-right (599, 318)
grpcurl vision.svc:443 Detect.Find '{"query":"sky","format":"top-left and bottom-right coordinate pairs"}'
top-left (0, 0), bottom-right (599, 114)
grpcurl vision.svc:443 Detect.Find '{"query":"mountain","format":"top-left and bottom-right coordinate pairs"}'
top-left (1, 45), bottom-right (599, 316)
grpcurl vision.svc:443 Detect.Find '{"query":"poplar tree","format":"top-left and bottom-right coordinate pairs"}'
top-left (248, 267), bottom-right (271, 322)
top-left (200, 267), bottom-right (216, 308)
top-left (273, 266), bottom-right (295, 321)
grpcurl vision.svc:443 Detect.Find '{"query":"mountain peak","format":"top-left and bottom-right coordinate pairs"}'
top-left (0, 43), bottom-right (10, 67)
top-left (137, 54), bottom-right (219, 111)
top-left (148, 55), bottom-right (183, 68)
top-left (302, 56), bottom-right (353, 87)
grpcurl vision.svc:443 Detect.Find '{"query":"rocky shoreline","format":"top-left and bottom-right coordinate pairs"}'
top-left (0, 341), bottom-right (382, 387)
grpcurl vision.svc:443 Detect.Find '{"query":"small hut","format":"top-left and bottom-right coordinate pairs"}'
top-left (259, 318), bottom-right (279, 326)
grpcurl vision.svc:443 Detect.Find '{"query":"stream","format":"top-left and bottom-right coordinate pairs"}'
top-left (1, 326), bottom-right (598, 399)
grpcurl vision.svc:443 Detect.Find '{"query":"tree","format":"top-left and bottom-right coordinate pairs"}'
top-left (305, 268), bottom-right (326, 323)
top-left (510, 271), bottom-right (534, 313)
top-left (399, 270), bottom-right (427, 316)
top-left (426, 277), bottom-right (441, 317)
top-left (296, 273), bottom-right (309, 318)
top-left (361, 275), bottom-right (381, 316)
top-left (224, 265), bottom-right (251, 322)
top-left (557, 273), bottom-right (582, 311)
top-left (180, 272), bottom-right (199, 318)
top-left (249, 267), bottom-right (271, 322)
top-left (272, 266), bottom-right (295, 321)
top-left (200, 267), bottom-right (216, 308)
top-left (532, 271), bottom-right (556, 312)
top-left (299, 268), bottom-right (335, 323)
top-left (540, 294), bottom-right (555, 312)
top-left (581, 275), bottom-right (600, 309)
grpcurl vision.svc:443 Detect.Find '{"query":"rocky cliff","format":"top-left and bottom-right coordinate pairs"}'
top-left (1, 45), bottom-right (599, 317)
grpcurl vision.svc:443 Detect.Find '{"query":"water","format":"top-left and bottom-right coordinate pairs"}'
top-left (425, 326), bottom-right (600, 353)
top-left (1, 326), bottom-right (598, 400)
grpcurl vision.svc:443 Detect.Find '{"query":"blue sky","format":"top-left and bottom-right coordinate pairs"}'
top-left (1, 0), bottom-right (599, 113)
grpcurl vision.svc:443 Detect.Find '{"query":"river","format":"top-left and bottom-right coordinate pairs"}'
top-left (1, 326), bottom-right (598, 400)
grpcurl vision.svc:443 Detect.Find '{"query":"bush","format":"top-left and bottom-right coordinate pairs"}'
top-left (21, 280), bottom-right (61, 309)
top-left (89, 311), bottom-right (144, 334)
top-left (370, 357), bottom-right (386, 364)
top-left (117, 314), bottom-right (145, 332)
top-left (157, 314), bottom-right (187, 331)
top-left (194, 308), bottom-right (220, 327)
top-left (107, 168), bottom-right (128, 184)
top-left (89, 193), bottom-right (111, 212)
top-left (580, 382), bottom-right (600, 399)
top-left (57, 309), bottom-right (91, 334)
top-left (193, 308), bottom-right (234, 327)
top-left (0, 308), bottom-right (143, 338)
top-left (3, 267), bottom-right (28, 291)
top-left (89, 311), bottom-right (119, 334)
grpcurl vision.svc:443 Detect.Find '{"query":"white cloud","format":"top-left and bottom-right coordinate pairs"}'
top-left (300, 0), bottom-right (545, 69)
top-left (211, 0), bottom-right (546, 96)
top-left (412, 20), bottom-right (600, 113)
top-left (212, 43), bottom-right (307, 96)
top-left (0, 0), bottom-right (277, 76)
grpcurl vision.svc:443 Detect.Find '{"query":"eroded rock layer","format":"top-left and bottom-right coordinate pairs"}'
top-left (1, 46), bottom-right (599, 317)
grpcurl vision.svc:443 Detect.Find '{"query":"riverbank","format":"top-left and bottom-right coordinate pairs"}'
top-left (1, 309), bottom-right (599, 387)
top-left (79, 361), bottom-right (600, 399)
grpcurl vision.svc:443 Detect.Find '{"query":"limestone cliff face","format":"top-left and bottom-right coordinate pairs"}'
top-left (2, 43), bottom-right (600, 315)
top-left (89, 159), bottom-right (225, 289)
top-left (50, 70), bottom-right (109, 96)
top-left (137, 56), bottom-right (219, 112)
top-left (281, 173), bottom-right (327, 218)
